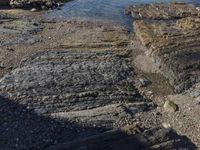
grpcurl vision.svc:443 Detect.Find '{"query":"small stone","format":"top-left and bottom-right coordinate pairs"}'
top-left (146, 91), bottom-right (153, 96)
top-left (162, 122), bottom-right (171, 129)
top-left (30, 8), bottom-right (37, 12)
top-left (163, 100), bottom-right (178, 112)
top-left (139, 78), bottom-right (151, 87)
top-left (57, 2), bottom-right (64, 7)
top-left (0, 63), bottom-right (5, 68)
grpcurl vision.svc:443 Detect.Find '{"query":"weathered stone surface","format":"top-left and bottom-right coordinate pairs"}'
top-left (0, 95), bottom-right (105, 150)
top-left (125, 3), bottom-right (200, 20)
top-left (50, 102), bottom-right (154, 129)
top-left (0, 19), bottom-right (43, 47)
top-left (47, 126), bottom-right (197, 150)
top-left (163, 100), bottom-right (178, 113)
top-left (58, 20), bottom-right (130, 49)
top-left (126, 4), bottom-right (200, 94)
top-left (0, 50), bottom-right (158, 149)
top-left (134, 19), bottom-right (200, 94)
top-left (10, 0), bottom-right (58, 9)
top-left (0, 50), bottom-right (145, 115)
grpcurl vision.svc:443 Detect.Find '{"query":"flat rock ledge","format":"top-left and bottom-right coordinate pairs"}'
top-left (125, 3), bottom-right (200, 20)
top-left (126, 3), bottom-right (200, 96)
top-left (0, 50), bottom-right (146, 114)
top-left (0, 49), bottom-right (156, 149)
top-left (47, 126), bottom-right (196, 150)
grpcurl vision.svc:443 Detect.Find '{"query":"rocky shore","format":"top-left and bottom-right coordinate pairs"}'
top-left (0, 0), bottom-right (65, 9)
top-left (126, 3), bottom-right (200, 95)
top-left (0, 2), bottom-right (199, 150)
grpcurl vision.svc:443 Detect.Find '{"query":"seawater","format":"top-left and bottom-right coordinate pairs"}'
top-left (48, 0), bottom-right (200, 29)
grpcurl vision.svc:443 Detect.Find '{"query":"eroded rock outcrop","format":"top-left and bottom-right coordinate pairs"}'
top-left (10, 0), bottom-right (59, 9)
top-left (125, 3), bottom-right (200, 20)
top-left (47, 126), bottom-right (197, 150)
top-left (0, 50), bottom-right (153, 125)
top-left (0, 49), bottom-right (159, 149)
top-left (126, 3), bottom-right (200, 95)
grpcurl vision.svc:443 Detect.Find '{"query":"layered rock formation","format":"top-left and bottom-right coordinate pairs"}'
top-left (125, 3), bottom-right (200, 20)
top-left (56, 20), bottom-right (130, 49)
top-left (0, 50), bottom-right (153, 126)
top-left (126, 3), bottom-right (200, 96)
top-left (9, 0), bottom-right (65, 9)
top-left (47, 126), bottom-right (196, 150)
top-left (0, 49), bottom-right (159, 149)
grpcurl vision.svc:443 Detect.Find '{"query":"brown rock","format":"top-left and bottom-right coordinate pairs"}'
top-left (125, 3), bottom-right (200, 20)
top-left (126, 4), bottom-right (200, 94)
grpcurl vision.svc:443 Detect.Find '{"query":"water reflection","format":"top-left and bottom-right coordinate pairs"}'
top-left (48, 0), bottom-right (200, 29)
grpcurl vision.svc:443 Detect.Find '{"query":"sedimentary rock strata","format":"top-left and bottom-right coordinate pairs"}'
top-left (0, 19), bottom-right (43, 47)
top-left (126, 4), bottom-right (200, 94)
top-left (47, 126), bottom-right (196, 150)
top-left (57, 20), bottom-right (130, 49)
top-left (125, 3), bottom-right (200, 20)
top-left (0, 50), bottom-right (154, 124)
top-left (0, 49), bottom-right (159, 149)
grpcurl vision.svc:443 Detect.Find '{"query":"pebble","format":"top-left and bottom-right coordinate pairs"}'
top-left (30, 8), bottom-right (37, 12)
top-left (163, 100), bottom-right (178, 113)
top-left (146, 91), bottom-right (154, 96)
top-left (139, 78), bottom-right (151, 87)
top-left (0, 63), bottom-right (5, 68)
top-left (162, 122), bottom-right (171, 129)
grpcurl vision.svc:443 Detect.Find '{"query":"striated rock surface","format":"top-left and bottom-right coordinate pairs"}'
top-left (0, 50), bottom-right (154, 124)
top-left (126, 3), bottom-right (200, 95)
top-left (0, 49), bottom-right (159, 149)
top-left (125, 3), bottom-right (200, 20)
top-left (47, 126), bottom-right (196, 150)
top-left (57, 20), bottom-right (130, 49)
top-left (0, 19), bottom-right (43, 47)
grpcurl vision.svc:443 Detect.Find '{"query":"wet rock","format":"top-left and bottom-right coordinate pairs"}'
top-left (164, 100), bottom-right (178, 113)
top-left (126, 3), bottom-right (200, 94)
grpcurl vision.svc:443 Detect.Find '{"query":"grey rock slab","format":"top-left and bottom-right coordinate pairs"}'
top-left (50, 102), bottom-right (155, 128)
top-left (0, 50), bottom-right (143, 114)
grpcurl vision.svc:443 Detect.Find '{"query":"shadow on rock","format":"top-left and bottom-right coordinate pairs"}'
top-left (0, 95), bottom-right (197, 150)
